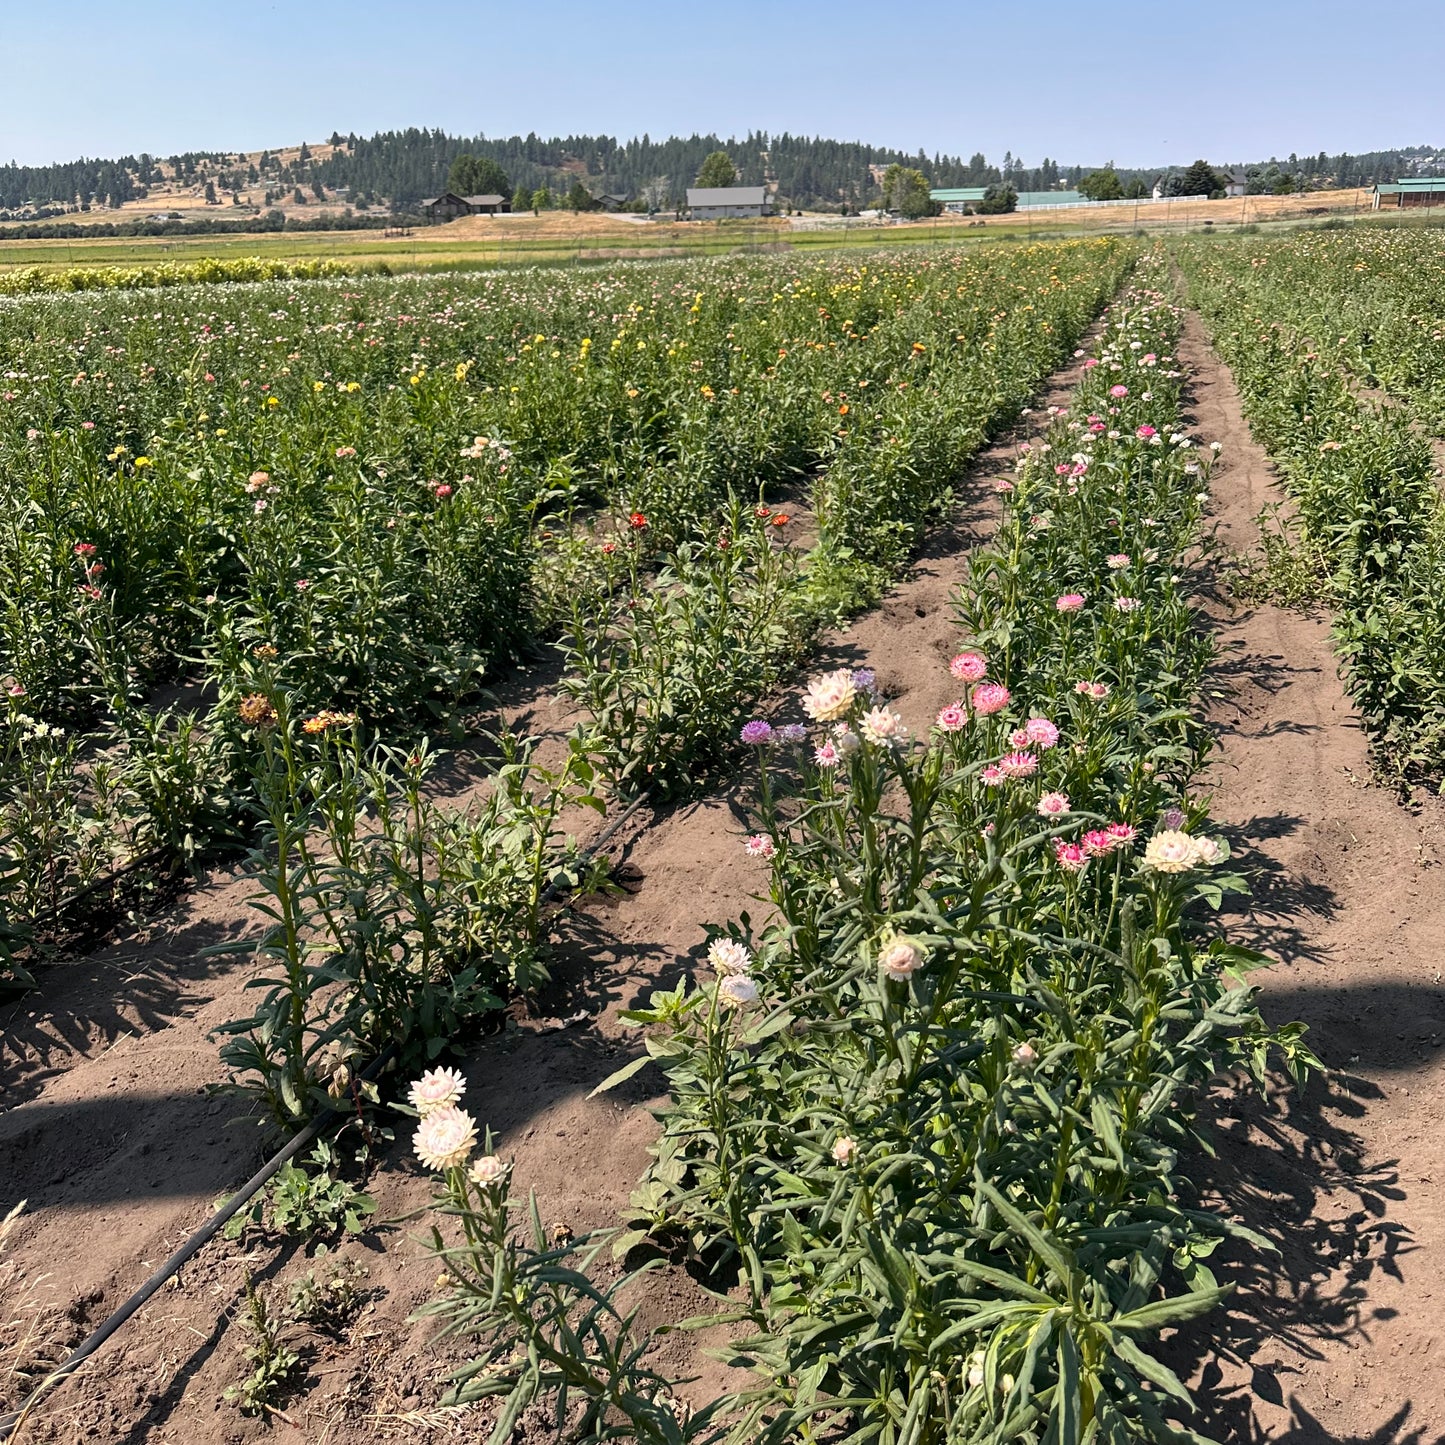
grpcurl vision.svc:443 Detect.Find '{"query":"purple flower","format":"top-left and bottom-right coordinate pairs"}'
top-left (740, 719), bottom-right (773, 745)
top-left (852, 668), bottom-right (877, 692)
top-left (777, 722), bottom-right (807, 744)
top-left (1162, 806), bottom-right (1185, 830)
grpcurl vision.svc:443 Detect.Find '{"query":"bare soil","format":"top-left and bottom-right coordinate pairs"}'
top-left (11, 307), bottom-right (1443, 1445)
top-left (1166, 310), bottom-right (1445, 1444)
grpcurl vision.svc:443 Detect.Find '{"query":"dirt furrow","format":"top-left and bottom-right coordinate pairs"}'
top-left (1174, 308), bottom-right (1445, 1444)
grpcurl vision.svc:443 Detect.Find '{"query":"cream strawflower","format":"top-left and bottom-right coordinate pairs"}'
top-left (469, 1154), bottom-right (509, 1187)
top-left (879, 937), bottom-right (926, 981)
top-left (414, 1105), bottom-right (478, 1172)
top-left (1141, 830), bottom-right (1200, 874)
top-left (859, 705), bottom-right (907, 747)
top-left (408, 1066), bottom-right (467, 1117)
top-left (1192, 835), bottom-right (1227, 866)
top-left (802, 668), bottom-right (857, 722)
top-left (718, 974), bottom-right (759, 1007)
top-left (707, 938), bottom-right (753, 975)
top-left (832, 1136), bottom-right (858, 1165)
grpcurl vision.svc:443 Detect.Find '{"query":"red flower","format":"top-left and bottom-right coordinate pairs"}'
top-left (628, 512), bottom-right (648, 530)
top-left (73, 542), bottom-right (97, 557)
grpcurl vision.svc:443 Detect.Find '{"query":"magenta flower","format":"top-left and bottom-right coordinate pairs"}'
top-left (950, 651), bottom-right (988, 683)
top-left (1055, 593), bottom-right (1086, 613)
top-left (1136, 425), bottom-right (1157, 439)
top-left (971, 682), bottom-right (1010, 715)
top-left (1000, 750), bottom-right (1038, 779)
top-left (1106, 822), bottom-right (1138, 846)
top-left (980, 764), bottom-right (1007, 787)
top-left (1036, 791), bottom-right (1071, 816)
top-left (1082, 829), bottom-right (1116, 857)
top-left (740, 720), bottom-right (773, 745)
top-left (1053, 840), bottom-right (1088, 872)
top-left (1025, 717), bottom-right (1059, 749)
top-left (1082, 358), bottom-right (1099, 369)
top-left (936, 703), bottom-right (967, 733)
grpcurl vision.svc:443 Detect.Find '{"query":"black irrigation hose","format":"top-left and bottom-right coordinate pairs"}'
top-left (0, 791), bottom-right (650, 1443)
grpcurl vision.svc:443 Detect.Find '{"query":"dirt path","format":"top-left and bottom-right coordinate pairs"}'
top-left (3, 336), bottom-right (1105, 1444)
top-left (1170, 309), bottom-right (1445, 1444)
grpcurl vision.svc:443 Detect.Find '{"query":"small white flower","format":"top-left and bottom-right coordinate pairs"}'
top-left (879, 937), bottom-right (925, 981)
top-left (859, 705), bottom-right (907, 748)
top-left (707, 938), bottom-right (753, 975)
top-left (408, 1066), bottom-right (467, 1116)
top-left (469, 1154), bottom-right (508, 1187)
top-left (719, 974), bottom-right (759, 1007)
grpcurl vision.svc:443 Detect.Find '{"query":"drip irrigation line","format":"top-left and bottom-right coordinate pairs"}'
top-left (0, 789), bottom-right (649, 1443)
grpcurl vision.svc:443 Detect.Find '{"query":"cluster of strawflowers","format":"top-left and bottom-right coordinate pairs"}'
top-left (408, 1067), bottom-right (509, 1185)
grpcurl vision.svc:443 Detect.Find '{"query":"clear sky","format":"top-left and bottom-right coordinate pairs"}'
top-left (2, 0), bottom-right (1440, 169)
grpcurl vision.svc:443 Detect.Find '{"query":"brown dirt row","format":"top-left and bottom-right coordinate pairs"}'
top-left (0, 337), bottom-right (1100, 1443)
top-left (1168, 310), bottom-right (1445, 1444)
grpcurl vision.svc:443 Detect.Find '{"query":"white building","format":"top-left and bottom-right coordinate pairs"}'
top-left (685, 186), bottom-right (770, 220)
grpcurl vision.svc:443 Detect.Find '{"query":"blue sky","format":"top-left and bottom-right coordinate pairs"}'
top-left (3, 0), bottom-right (1440, 169)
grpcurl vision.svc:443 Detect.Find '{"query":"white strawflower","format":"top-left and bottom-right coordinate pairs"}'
top-left (469, 1154), bottom-right (508, 1187)
top-left (879, 937), bottom-right (925, 981)
top-left (707, 938), bottom-right (753, 975)
top-left (719, 974), bottom-right (759, 1007)
top-left (414, 1105), bottom-right (478, 1172)
top-left (408, 1066), bottom-right (467, 1116)
top-left (1192, 835), bottom-right (1227, 866)
top-left (1011, 1041), bottom-right (1038, 1069)
top-left (859, 705), bottom-right (907, 747)
top-left (1141, 830), bottom-right (1200, 874)
top-left (802, 668), bottom-right (857, 722)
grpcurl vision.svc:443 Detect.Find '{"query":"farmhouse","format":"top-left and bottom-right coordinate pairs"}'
top-left (1222, 171), bottom-right (1248, 197)
top-left (930, 187), bottom-right (989, 213)
top-left (418, 191), bottom-right (511, 221)
top-left (685, 185), bottom-right (770, 219)
top-left (1372, 177), bottom-right (1445, 209)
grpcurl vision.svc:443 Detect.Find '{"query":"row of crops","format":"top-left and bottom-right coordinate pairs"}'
top-left (396, 261), bottom-right (1317, 1442)
top-left (1176, 229), bottom-right (1445, 782)
top-left (0, 240), bottom-right (1131, 1002)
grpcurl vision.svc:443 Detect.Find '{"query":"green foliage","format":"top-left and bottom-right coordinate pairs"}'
top-left (1079, 167), bottom-right (1124, 201)
top-left (976, 184), bottom-right (1018, 214)
top-left (530, 185), bottom-right (552, 212)
top-left (224, 1276), bottom-right (304, 1416)
top-left (1179, 159), bottom-right (1223, 197)
top-left (882, 164), bottom-right (938, 218)
top-left (695, 150), bottom-right (739, 189)
top-left (222, 1143), bottom-right (377, 1240)
top-left (447, 153), bottom-right (512, 199)
top-left (566, 180), bottom-right (597, 212)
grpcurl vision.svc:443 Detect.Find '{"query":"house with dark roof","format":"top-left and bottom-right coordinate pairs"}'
top-left (685, 185), bottom-right (770, 219)
top-left (419, 192), bottom-right (511, 221)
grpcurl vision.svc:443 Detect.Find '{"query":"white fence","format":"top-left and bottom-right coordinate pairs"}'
top-left (1017, 194), bottom-right (1209, 212)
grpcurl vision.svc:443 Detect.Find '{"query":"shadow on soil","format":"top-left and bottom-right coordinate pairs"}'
top-left (1167, 982), bottom-right (1445, 1445)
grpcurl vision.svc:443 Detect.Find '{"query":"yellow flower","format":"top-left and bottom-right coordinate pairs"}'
top-left (455, 361), bottom-right (470, 381)
top-left (265, 396), bottom-right (279, 408)
top-left (134, 456), bottom-right (152, 468)
top-left (626, 387), bottom-right (639, 398)
top-left (410, 375), bottom-right (421, 386)
top-left (534, 333), bottom-right (546, 343)
top-left (313, 381), bottom-right (326, 393)
top-left (346, 381), bottom-right (361, 393)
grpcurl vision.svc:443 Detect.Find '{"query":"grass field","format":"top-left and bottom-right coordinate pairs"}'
top-left (4, 186), bottom-right (1438, 277)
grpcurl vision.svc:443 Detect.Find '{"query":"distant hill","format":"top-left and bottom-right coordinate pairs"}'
top-left (1, 128), bottom-right (1440, 219)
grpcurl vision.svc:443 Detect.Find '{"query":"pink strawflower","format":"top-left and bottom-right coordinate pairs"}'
top-left (1082, 357), bottom-right (1099, 369)
top-left (1105, 554), bottom-right (1130, 569)
top-left (971, 682), bottom-right (1010, 715)
top-left (1025, 717), bottom-right (1059, 749)
top-left (1082, 829), bottom-right (1116, 857)
top-left (1110, 384), bottom-right (1128, 398)
top-left (950, 651), bottom-right (988, 683)
top-left (1000, 749), bottom-right (1037, 779)
top-left (1136, 425), bottom-right (1157, 439)
top-left (1036, 791), bottom-right (1071, 816)
top-left (1053, 840), bottom-right (1088, 872)
top-left (936, 703), bottom-right (967, 732)
top-left (994, 479), bottom-right (1015, 494)
top-left (1055, 593), bottom-right (1086, 613)
top-left (1009, 728), bottom-right (1031, 749)
top-left (744, 834), bottom-right (776, 859)
top-left (1074, 680), bottom-right (1110, 700)
top-left (980, 764), bottom-right (1006, 787)
top-left (814, 740), bottom-right (841, 768)
top-left (1106, 822), bottom-right (1137, 846)
top-left (1114, 597), bottom-right (1141, 613)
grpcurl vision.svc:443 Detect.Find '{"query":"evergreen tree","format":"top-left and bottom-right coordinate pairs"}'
top-left (531, 186), bottom-right (552, 212)
top-left (1178, 159), bottom-right (1222, 196)
top-left (512, 182), bottom-right (531, 213)
top-left (566, 180), bottom-right (595, 211)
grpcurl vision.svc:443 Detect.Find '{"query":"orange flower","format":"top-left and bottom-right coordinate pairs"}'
top-left (238, 693), bottom-right (278, 729)
top-left (770, 514), bottom-right (791, 527)
top-left (911, 342), bottom-right (926, 354)
top-left (838, 404), bottom-right (849, 415)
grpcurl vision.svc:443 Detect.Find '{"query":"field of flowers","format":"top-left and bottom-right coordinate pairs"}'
top-left (1, 239), bottom-right (1337, 1443)
top-left (1177, 229), bottom-right (1445, 782)
top-left (0, 238), bottom-right (1130, 1018)
top-left (382, 264), bottom-right (1317, 1444)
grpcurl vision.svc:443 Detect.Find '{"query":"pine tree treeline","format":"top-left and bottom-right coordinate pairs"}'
top-left (1, 129), bottom-right (1440, 214)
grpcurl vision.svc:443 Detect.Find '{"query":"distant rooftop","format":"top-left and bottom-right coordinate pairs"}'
top-left (686, 186), bottom-right (767, 206)
top-left (1015, 190), bottom-right (1084, 208)
top-left (930, 187), bottom-right (989, 202)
